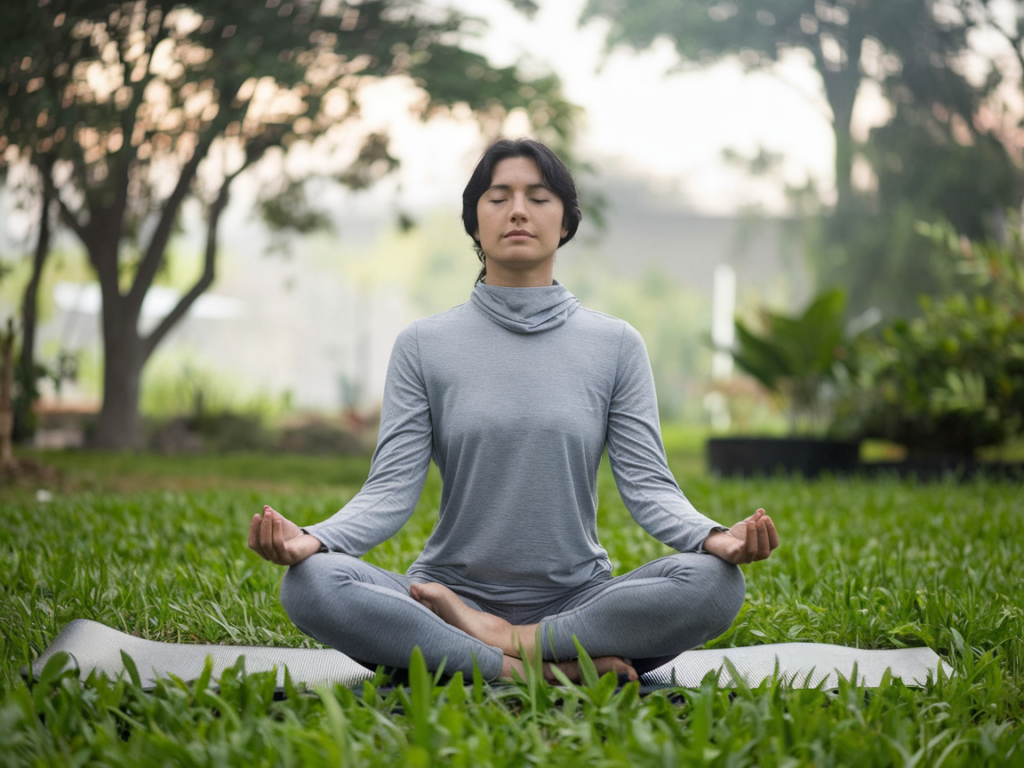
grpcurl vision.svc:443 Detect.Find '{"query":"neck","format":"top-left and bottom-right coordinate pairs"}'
top-left (483, 262), bottom-right (555, 288)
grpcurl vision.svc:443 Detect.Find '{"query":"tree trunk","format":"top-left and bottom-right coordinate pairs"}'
top-left (15, 157), bottom-right (54, 441)
top-left (0, 320), bottom-right (16, 464)
top-left (833, 120), bottom-right (855, 212)
top-left (818, 29), bottom-right (864, 213)
top-left (92, 304), bottom-right (145, 450)
top-left (86, 141), bottom-right (238, 450)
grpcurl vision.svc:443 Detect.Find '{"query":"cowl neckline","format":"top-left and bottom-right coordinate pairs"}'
top-left (470, 280), bottom-right (580, 334)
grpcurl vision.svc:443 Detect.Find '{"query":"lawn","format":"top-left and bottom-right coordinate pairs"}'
top-left (1, 449), bottom-right (1022, 765)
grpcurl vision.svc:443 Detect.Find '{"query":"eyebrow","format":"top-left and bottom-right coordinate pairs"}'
top-left (485, 183), bottom-right (551, 193)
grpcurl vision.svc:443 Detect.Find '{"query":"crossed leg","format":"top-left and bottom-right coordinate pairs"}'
top-left (410, 582), bottom-right (638, 681)
top-left (411, 552), bottom-right (746, 681)
top-left (281, 552), bottom-right (744, 684)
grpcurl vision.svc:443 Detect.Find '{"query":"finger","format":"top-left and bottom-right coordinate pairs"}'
top-left (260, 507), bottom-right (277, 559)
top-left (755, 518), bottom-right (771, 560)
top-left (764, 516), bottom-right (780, 550)
top-left (272, 511), bottom-right (289, 564)
top-left (744, 519), bottom-right (757, 562)
top-left (248, 514), bottom-right (265, 557)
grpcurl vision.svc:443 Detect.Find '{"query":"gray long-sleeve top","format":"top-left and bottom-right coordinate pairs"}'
top-left (305, 281), bottom-right (725, 603)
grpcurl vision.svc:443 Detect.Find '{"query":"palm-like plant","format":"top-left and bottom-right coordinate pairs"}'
top-left (729, 289), bottom-right (849, 434)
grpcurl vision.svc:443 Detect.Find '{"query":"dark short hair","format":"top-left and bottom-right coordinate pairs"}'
top-left (462, 138), bottom-right (582, 283)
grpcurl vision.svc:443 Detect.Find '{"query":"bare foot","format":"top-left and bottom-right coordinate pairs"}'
top-left (410, 582), bottom-right (538, 658)
top-left (500, 655), bottom-right (638, 683)
top-left (594, 656), bottom-right (639, 681)
top-left (411, 582), bottom-right (639, 683)
top-left (555, 656), bottom-right (638, 683)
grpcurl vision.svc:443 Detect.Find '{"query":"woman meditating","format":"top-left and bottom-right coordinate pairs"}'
top-left (248, 138), bottom-right (780, 682)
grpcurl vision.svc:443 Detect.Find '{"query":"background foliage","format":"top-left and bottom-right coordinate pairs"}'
top-left (582, 0), bottom-right (1024, 319)
top-left (836, 217), bottom-right (1024, 456)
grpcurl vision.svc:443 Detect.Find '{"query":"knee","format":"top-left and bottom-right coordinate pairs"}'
top-left (705, 556), bottom-right (746, 627)
top-left (279, 553), bottom-right (356, 627)
top-left (279, 556), bottom-right (318, 625)
top-left (665, 553), bottom-right (746, 627)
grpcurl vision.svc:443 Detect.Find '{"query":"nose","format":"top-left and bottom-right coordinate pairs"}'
top-left (510, 191), bottom-right (528, 221)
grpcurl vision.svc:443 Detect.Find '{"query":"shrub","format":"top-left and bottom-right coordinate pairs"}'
top-left (148, 412), bottom-right (272, 454)
top-left (275, 418), bottom-right (371, 456)
top-left (835, 217), bottom-right (1024, 457)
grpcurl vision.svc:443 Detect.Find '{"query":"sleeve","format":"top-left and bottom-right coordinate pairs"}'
top-left (605, 323), bottom-right (727, 553)
top-left (303, 323), bottom-right (433, 556)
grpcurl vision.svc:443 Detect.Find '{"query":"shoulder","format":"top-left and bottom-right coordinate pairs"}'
top-left (567, 308), bottom-right (651, 382)
top-left (398, 302), bottom-right (474, 342)
top-left (570, 306), bottom-right (646, 350)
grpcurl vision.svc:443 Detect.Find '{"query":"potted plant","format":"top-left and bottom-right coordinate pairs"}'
top-left (707, 288), bottom-right (862, 477)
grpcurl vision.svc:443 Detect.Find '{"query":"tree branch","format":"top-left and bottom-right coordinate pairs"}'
top-left (127, 134), bottom-right (214, 312)
top-left (141, 166), bottom-right (241, 360)
top-left (54, 190), bottom-right (89, 249)
top-left (111, 19), bottom-right (169, 238)
top-left (110, 150), bottom-right (133, 237)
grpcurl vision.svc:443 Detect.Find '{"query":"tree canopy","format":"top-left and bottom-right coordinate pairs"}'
top-left (0, 0), bottom-right (578, 448)
top-left (581, 0), bottom-right (1021, 316)
top-left (582, 0), bottom-right (982, 208)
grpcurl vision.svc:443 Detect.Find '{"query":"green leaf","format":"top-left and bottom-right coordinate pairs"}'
top-left (471, 653), bottom-right (485, 704)
top-left (572, 637), bottom-right (600, 689)
top-left (408, 646), bottom-right (433, 751)
top-left (120, 650), bottom-right (141, 689)
top-left (194, 655), bottom-right (213, 702)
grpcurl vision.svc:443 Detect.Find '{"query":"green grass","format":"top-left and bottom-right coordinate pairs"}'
top-left (1, 451), bottom-right (1023, 765)
top-left (15, 449), bottom-right (374, 493)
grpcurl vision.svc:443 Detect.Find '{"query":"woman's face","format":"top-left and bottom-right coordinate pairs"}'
top-left (474, 156), bottom-right (567, 286)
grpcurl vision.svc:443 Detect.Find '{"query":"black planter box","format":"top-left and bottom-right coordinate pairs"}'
top-left (706, 437), bottom-right (860, 478)
top-left (706, 437), bottom-right (1024, 480)
top-left (859, 458), bottom-right (1024, 482)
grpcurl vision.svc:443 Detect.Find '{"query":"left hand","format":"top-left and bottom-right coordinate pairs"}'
top-left (248, 506), bottom-right (322, 566)
top-left (702, 509), bottom-right (779, 564)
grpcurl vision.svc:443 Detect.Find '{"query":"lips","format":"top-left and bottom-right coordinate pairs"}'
top-left (504, 230), bottom-right (534, 238)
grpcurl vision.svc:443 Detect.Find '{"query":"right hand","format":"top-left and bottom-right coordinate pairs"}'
top-left (248, 505), bottom-right (323, 566)
top-left (702, 508), bottom-right (779, 565)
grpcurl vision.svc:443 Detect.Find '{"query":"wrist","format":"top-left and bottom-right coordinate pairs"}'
top-left (299, 532), bottom-right (325, 558)
top-left (699, 527), bottom-right (729, 555)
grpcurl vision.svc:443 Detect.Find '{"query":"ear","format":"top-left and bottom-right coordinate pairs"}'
top-left (473, 228), bottom-right (480, 241)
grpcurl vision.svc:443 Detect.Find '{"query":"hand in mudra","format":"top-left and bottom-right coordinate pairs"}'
top-left (248, 506), bottom-right (322, 566)
top-left (702, 508), bottom-right (779, 564)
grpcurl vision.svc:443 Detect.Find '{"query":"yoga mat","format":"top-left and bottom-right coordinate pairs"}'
top-left (27, 619), bottom-right (949, 691)
top-left (641, 643), bottom-right (949, 689)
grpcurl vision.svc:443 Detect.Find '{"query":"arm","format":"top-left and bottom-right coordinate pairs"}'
top-left (605, 324), bottom-right (780, 560)
top-left (248, 325), bottom-right (434, 564)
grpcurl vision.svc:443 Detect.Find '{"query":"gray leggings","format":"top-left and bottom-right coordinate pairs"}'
top-left (280, 552), bottom-right (745, 681)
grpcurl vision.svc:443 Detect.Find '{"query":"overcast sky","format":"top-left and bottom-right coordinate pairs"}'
top-left (366, 0), bottom-right (854, 216)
